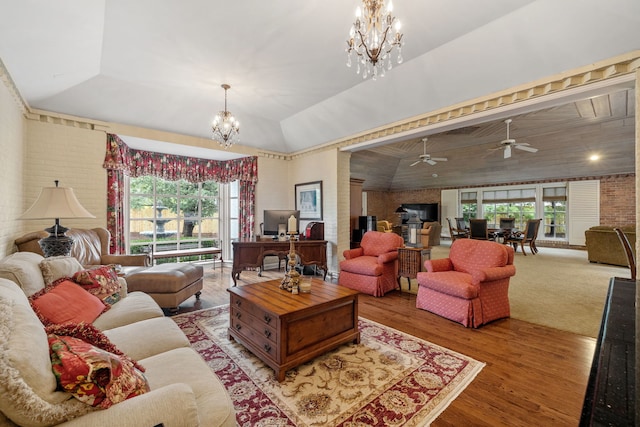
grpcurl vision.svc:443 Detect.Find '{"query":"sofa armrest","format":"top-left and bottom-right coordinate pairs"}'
top-left (377, 251), bottom-right (398, 264)
top-left (101, 253), bottom-right (151, 267)
top-left (425, 258), bottom-right (452, 272)
top-left (471, 265), bottom-right (516, 284)
top-left (343, 247), bottom-right (363, 260)
top-left (59, 383), bottom-right (200, 427)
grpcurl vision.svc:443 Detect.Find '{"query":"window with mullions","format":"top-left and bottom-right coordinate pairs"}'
top-left (482, 188), bottom-right (536, 229)
top-left (461, 191), bottom-right (477, 223)
top-left (543, 187), bottom-right (566, 238)
top-left (128, 176), bottom-right (224, 263)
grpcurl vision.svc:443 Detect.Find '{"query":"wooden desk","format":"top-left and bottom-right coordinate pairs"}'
top-left (231, 239), bottom-right (327, 286)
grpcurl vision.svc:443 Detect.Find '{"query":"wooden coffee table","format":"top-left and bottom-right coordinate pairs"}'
top-left (227, 278), bottom-right (360, 382)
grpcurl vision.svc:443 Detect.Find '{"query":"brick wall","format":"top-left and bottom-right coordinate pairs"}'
top-left (600, 174), bottom-right (636, 226)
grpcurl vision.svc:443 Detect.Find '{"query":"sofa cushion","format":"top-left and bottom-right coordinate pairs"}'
top-left (0, 278), bottom-right (93, 426)
top-left (103, 317), bottom-right (190, 361)
top-left (48, 334), bottom-right (149, 409)
top-left (361, 231), bottom-right (403, 257)
top-left (339, 256), bottom-right (383, 276)
top-left (92, 291), bottom-right (164, 331)
top-left (0, 251), bottom-right (46, 296)
top-left (418, 271), bottom-right (478, 299)
top-left (73, 265), bottom-right (122, 305)
top-left (449, 239), bottom-right (508, 274)
top-left (30, 279), bottom-right (108, 326)
top-left (39, 256), bottom-right (84, 285)
top-left (140, 347), bottom-right (236, 427)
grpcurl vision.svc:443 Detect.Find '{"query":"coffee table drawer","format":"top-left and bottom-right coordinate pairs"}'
top-left (229, 316), bottom-right (277, 360)
top-left (230, 294), bottom-right (276, 326)
top-left (230, 306), bottom-right (277, 345)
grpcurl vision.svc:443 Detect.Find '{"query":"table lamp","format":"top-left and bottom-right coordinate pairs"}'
top-left (20, 180), bottom-right (95, 257)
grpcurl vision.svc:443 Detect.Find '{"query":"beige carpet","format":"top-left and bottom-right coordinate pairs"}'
top-left (173, 305), bottom-right (484, 426)
top-left (409, 242), bottom-right (628, 337)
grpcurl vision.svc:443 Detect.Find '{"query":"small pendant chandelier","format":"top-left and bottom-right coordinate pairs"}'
top-left (346, 0), bottom-right (404, 80)
top-left (212, 84), bottom-right (240, 149)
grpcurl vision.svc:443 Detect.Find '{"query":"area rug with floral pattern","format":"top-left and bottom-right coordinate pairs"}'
top-left (172, 305), bottom-right (484, 426)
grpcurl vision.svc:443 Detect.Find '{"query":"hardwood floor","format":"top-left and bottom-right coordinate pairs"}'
top-left (171, 262), bottom-right (595, 426)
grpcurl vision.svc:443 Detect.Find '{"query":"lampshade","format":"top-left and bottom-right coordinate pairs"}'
top-left (20, 186), bottom-right (95, 220)
top-left (20, 181), bottom-right (94, 257)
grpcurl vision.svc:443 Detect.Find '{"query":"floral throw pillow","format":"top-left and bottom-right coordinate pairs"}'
top-left (45, 322), bottom-right (145, 372)
top-left (72, 265), bottom-right (122, 305)
top-left (48, 334), bottom-right (149, 409)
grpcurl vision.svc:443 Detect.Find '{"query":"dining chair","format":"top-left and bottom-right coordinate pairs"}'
top-left (506, 218), bottom-right (541, 255)
top-left (499, 217), bottom-right (516, 230)
top-left (614, 227), bottom-right (636, 280)
top-left (469, 219), bottom-right (489, 240)
top-left (455, 217), bottom-right (468, 231)
top-left (447, 218), bottom-right (469, 241)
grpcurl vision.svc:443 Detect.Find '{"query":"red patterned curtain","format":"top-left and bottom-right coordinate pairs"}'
top-left (103, 134), bottom-right (257, 253)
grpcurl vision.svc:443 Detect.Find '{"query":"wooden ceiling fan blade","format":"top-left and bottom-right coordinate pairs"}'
top-left (410, 160), bottom-right (421, 166)
top-left (431, 157), bottom-right (448, 162)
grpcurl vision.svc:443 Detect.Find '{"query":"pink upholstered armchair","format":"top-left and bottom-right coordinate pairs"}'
top-left (416, 239), bottom-right (516, 328)
top-left (339, 231), bottom-right (404, 296)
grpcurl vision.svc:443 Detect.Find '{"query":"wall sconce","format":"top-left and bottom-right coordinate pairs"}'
top-left (20, 180), bottom-right (95, 257)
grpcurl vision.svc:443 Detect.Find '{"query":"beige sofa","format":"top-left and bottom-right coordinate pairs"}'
top-left (585, 225), bottom-right (636, 267)
top-left (0, 251), bottom-right (235, 427)
top-left (15, 228), bottom-right (204, 312)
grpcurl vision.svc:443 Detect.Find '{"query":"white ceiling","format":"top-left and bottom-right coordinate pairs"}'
top-left (1, 0), bottom-right (639, 163)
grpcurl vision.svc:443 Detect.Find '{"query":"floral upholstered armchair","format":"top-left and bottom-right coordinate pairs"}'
top-left (416, 238), bottom-right (516, 328)
top-left (339, 231), bottom-right (404, 296)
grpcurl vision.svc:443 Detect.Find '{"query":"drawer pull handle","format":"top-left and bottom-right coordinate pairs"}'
top-left (235, 324), bottom-right (241, 331)
top-left (264, 329), bottom-right (271, 338)
top-left (263, 315), bottom-right (271, 324)
top-left (235, 312), bottom-right (241, 319)
top-left (264, 344), bottom-right (271, 353)
top-left (235, 300), bottom-right (241, 307)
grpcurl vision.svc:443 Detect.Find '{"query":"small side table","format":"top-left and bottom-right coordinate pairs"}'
top-left (397, 247), bottom-right (431, 292)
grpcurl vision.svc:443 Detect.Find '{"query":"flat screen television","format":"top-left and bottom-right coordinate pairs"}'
top-left (401, 203), bottom-right (439, 223)
top-left (263, 210), bottom-right (300, 236)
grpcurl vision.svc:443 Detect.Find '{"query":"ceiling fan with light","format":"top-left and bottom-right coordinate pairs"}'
top-left (490, 119), bottom-right (539, 159)
top-left (410, 138), bottom-right (448, 166)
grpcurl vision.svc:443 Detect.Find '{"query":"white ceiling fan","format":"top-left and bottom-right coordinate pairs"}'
top-left (410, 138), bottom-right (448, 166)
top-left (490, 119), bottom-right (539, 159)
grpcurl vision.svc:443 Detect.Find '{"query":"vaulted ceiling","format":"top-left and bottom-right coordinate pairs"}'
top-left (1, 1), bottom-right (639, 189)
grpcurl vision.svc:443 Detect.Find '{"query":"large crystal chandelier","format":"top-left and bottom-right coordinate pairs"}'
top-left (212, 84), bottom-right (240, 149)
top-left (346, 0), bottom-right (404, 80)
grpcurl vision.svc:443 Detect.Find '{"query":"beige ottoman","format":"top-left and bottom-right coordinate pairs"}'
top-left (124, 263), bottom-right (204, 312)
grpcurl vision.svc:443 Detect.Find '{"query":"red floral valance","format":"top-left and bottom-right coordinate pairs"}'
top-left (103, 134), bottom-right (257, 183)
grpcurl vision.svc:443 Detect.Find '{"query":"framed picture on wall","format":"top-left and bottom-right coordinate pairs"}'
top-left (295, 181), bottom-right (323, 220)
